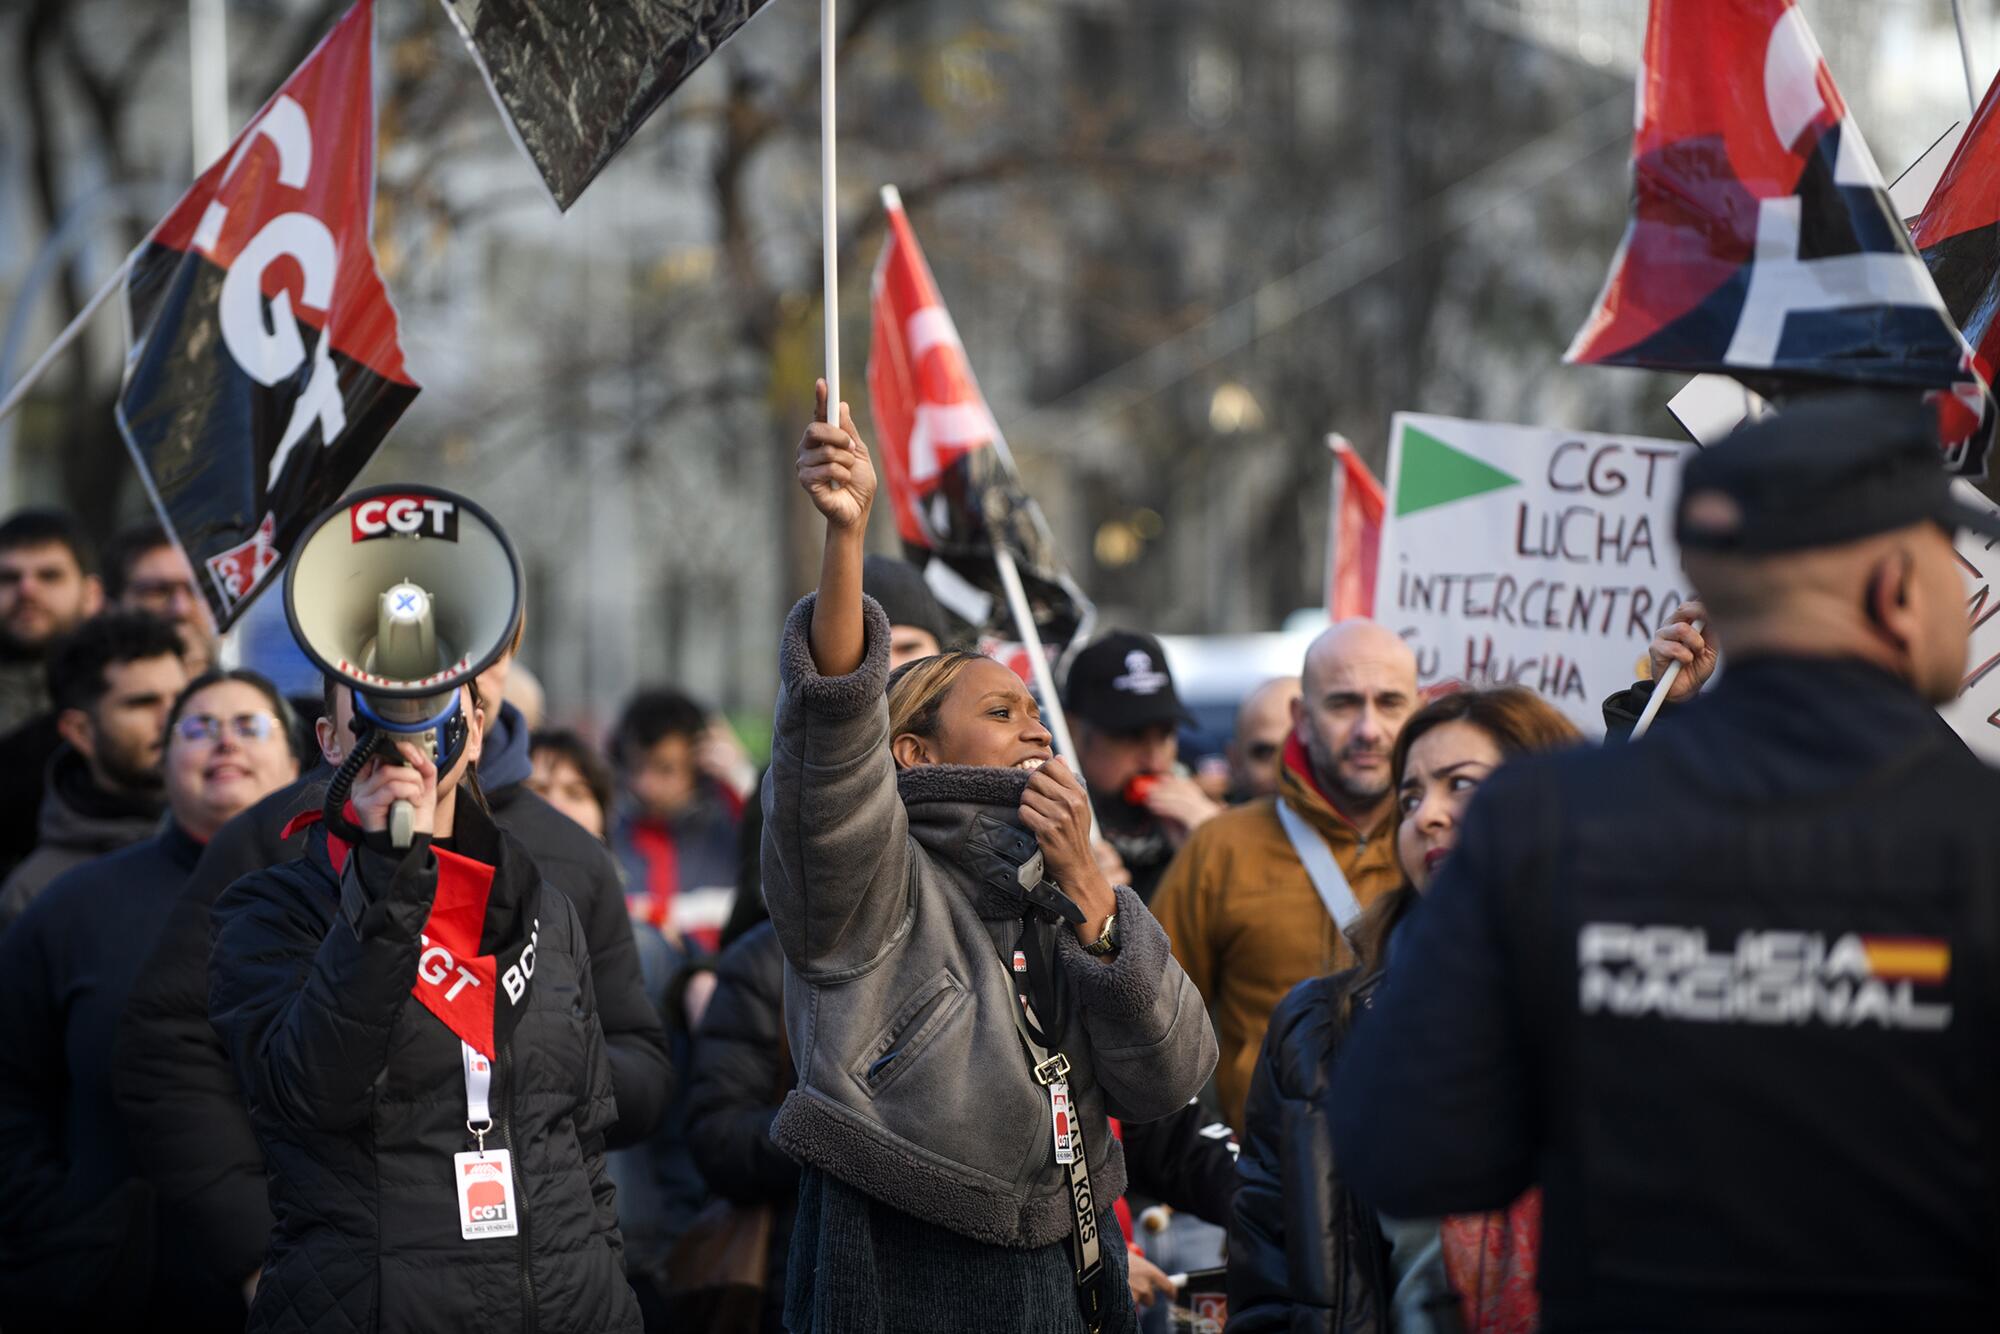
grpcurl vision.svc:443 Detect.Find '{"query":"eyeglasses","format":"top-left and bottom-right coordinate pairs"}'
top-left (175, 712), bottom-right (279, 744)
top-left (126, 578), bottom-right (199, 610)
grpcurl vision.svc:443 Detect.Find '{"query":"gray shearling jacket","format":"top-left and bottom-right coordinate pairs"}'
top-left (761, 594), bottom-right (1217, 1249)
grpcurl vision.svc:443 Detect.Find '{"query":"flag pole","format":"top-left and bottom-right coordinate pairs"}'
top-left (1627, 619), bottom-right (1704, 741)
top-left (1324, 434), bottom-right (1349, 618)
top-left (820, 0), bottom-right (840, 431)
top-left (0, 256), bottom-right (132, 427)
top-left (1953, 0), bottom-right (1980, 113)
top-left (993, 544), bottom-right (1080, 766)
top-left (992, 542), bottom-right (1098, 840)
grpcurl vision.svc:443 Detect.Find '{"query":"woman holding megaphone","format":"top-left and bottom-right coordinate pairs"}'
top-left (207, 678), bottom-right (641, 1334)
top-left (762, 382), bottom-right (1217, 1333)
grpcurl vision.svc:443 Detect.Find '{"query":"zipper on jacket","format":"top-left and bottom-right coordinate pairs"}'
top-left (499, 1039), bottom-right (538, 1334)
top-left (862, 980), bottom-right (961, 1089)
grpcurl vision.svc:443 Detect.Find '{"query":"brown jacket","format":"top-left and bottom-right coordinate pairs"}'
top-left (1150, 745), bottom-right (1400, 1127)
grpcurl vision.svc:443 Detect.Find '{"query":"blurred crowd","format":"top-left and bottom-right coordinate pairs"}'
top-left (0, 503), bottom-right (1285, 1332)
top-left (1, 390), bottom-right (1988, 1334)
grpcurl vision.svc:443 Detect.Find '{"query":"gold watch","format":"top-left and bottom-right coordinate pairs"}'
top-left (1084, 911), bottom-right (1119, 956)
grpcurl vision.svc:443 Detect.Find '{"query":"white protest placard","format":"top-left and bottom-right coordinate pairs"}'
top-left (1942, 481), bottom-right (2000, 762)
top-left (1374, 413), bottom-right (1696, 735)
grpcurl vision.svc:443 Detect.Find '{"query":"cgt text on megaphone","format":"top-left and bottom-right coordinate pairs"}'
top-left (284, 485), bottom-right (523, 849)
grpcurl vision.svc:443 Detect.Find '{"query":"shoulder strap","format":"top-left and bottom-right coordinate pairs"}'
top-left (999, 923), bottom-right (1109, 1332)
top-left (1277, 798), bottom-right (1363, 931)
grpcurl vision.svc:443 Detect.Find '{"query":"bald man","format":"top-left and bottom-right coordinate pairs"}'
top-left (1227, 676), bottom-right (1301, 801)
top-left (1334, 394), bottom-right (2000, 1330)
top-left (1150, 622), bottom-right (1414, 1127)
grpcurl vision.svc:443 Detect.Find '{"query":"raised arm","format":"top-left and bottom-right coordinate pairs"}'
top-left (803, 378), bottom-right (875, 677)
top-left (762, 385), bottom-right (913, 979)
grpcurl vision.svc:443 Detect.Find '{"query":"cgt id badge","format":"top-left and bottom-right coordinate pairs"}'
top-left (454, 1150), bottom-right (520, 1240)
top-left (1049, 1080), bottom-right (1076, 1166)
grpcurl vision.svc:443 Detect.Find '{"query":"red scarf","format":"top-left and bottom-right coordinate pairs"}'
top-left (284, 808), bottom-right (534, 1060)
top-left (1281, 731), bottom-right (1364, 830)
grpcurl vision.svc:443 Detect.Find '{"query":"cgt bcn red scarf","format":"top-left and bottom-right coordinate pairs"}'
top-left (284, 807), bottom-right (537, 1059)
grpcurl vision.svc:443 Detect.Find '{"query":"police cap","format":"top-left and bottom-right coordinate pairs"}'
top-left (1675, 391), bottom-right (2000, 554)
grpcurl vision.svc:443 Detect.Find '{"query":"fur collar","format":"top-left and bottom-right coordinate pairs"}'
top-left (895, 763), bottom-right (1032, 809)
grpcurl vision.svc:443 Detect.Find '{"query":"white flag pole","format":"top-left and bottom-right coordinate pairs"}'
top-left (821, 0), bottom-right (840, 430)
top-left (1953, 0), bottom-right (1980, 114)
top-left (992, 542), bottom-right (1097, 841)
top-left (992, 544), bottom-right (1081, 767)
top-left (0, 258), bottom-right (133, 426)
top-left (1324, 434), bottom-right (1349, 618)
top-left (1627, 619), bottom-right (1702, 740)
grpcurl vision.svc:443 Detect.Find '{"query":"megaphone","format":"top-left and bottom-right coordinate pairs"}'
top-left (285, 485), bottom-right (524, 848)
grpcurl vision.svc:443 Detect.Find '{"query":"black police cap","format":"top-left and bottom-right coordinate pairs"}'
top-left (1675, 391), bottom-right (2000, 554)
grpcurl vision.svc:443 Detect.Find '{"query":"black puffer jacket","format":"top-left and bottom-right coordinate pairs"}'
top-left (207, 801), bottom-right (640, 1334)
top-left (113, 734), bottom-right (669, 1297)
top-left (683, 922), bottom-right (797, 1326)
top-left (1226, 969), bottom-right (1391, 1334)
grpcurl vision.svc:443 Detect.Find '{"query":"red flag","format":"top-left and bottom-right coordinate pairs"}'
top-left (1566, 0), bottom-right (1991, 474)
top-left (868, 189), bottom-right (1002, 552)
top-left (1325, 436), bottom-right (1385, 620)
top-left (867, 187), bottom-right (1091, 647)
top-left (1912, 73), bottom-right (2000, 400)
top-left (117, 0), bottom-right (418, 630)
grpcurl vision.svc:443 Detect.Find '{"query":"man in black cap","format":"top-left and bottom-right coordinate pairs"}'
top-left (1063, 631), bottom-right (1221, 902)
top-left (1331, 392), bottom-right (2000, 1331)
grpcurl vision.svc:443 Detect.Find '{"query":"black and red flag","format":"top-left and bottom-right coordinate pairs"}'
top-left (439, 0), bottom-right (779, 211)
top-left (116, 0), bottom-right (417, 631)
top-left (868, 187), bottom-right (1093, 651)
top-left (1566, 0), bottom-right (1993, 475)
top-left (1912, 75), bottom-right (2000, 422)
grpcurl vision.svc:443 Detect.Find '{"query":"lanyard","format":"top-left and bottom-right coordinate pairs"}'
top-left (453, 1039), bottom-right (519, 1240)
top-left (462, 1040), bottom-right (495, 1153)
top-left (1008, 926), bottom-right (1108, 1333)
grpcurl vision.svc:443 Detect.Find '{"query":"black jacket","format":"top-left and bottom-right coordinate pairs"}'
top-left (1119, 1095), bottom-right (1239, 1230)
top-left (1600, 677), bottom-right (1671, 741)
top-left (208, 800), bottom-right (641, 1334)
top-left (0, 746), bottom-right (163, 929)
top-left (0, 822), bottom-right (242, 1330)
top-left (1332, 657), bottom-right (2000, 1332)
top-left (1226, 970), bottom-right (1390, 1334)
top-left (683, 921), bottom-right (796, 1325)
top-left (0, 711), bottom-right (61, 882)
top-left (112, 712), bottom-right (669, 1294)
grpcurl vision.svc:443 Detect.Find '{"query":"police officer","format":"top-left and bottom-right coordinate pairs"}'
top-left (1329, 392), bottom-right (2000, 1331)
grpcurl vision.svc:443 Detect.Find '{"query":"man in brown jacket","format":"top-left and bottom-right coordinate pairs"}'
top-left (1151, 619), bottom-right (1416, 1126)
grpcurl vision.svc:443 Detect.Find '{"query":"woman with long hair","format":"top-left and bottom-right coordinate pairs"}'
top-left (763, 383), bottom-right (1216, 1333)
top-left (1228, 686), bottom-right (1579, 1333)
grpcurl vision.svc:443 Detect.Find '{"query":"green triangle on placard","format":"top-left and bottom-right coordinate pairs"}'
top-left (1395, 424), bottom-right (1521, 517)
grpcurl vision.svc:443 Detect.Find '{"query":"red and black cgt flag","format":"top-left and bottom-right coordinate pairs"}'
top-left (1912, 75), bottom-right (2000, 430)
top-left (116, 0), bottom-right (418, 631)
top-left (868, 187), bottom-right (1093, 651)
top-left (1567, 0), bottom-right (1992, 475)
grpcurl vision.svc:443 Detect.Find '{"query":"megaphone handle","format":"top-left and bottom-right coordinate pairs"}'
top-left (389, 799), bottom-right (416, 850)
